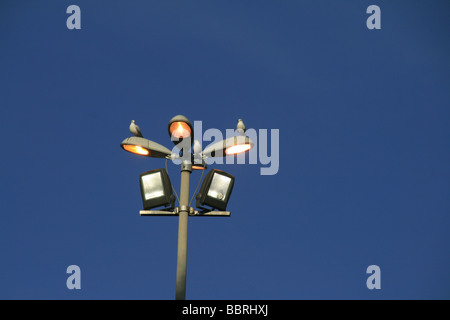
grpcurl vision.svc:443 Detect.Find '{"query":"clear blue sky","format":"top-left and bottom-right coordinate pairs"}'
top-left (1, 0), bottom-right (449, 299)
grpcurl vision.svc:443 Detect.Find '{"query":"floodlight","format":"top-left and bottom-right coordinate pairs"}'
top-left (121, 136), bottom-right (172, 158)
top-left (202, 136), bottom-right (253, 158)
top-left (196, 169), bottom-right (235, 211)
top-left (139, 168), bottom-right (175, 210)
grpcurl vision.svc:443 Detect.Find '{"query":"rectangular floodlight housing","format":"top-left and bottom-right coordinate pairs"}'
top-left (196, 169), bottom-right (235, 211)
top-left (139, 168), bottom-right (175, 210)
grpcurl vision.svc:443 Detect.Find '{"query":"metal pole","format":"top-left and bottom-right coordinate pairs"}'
top-left (175, 160), bottom-right (191, 300)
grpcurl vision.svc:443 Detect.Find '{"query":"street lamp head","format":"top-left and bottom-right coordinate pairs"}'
top-left (121, 136), bottom-right (172, 158)
top-left (123, 144), bottom-right (150, 156)
top-left (168, 115), bottom-right (193, 144)
top-left (225, 143), bottom-right (252, 155)
top-left (192, 163), bottom-right (207, 170)
top-left (202, 136), bottom-right (254, 158)
top-left (191, 154), bottom-right (207, 170)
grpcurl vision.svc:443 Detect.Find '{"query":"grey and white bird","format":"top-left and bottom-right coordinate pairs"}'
top-left (193, 140), bottom-right (202, 155)
top-left (129, 120), bottom-right (143, 137)
top-left (236, 118), bottom-right (246, 135)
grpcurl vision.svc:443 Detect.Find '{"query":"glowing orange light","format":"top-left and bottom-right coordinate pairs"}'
top-left (225, 144), bottom-right (252, 155)
top-left (123, 144), bottom-right (150, 156)
top-left (169, 121), bottom-right (191, 139)
top-left (192, 164), bottom-right (206, 170)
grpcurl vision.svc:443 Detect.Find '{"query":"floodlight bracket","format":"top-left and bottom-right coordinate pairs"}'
top-left (175, 206), bottom-right (193, 214)
top-left (140, 210), bottom-right (177, 216)
top-left (140, 210), bottom-right (230, 217)
top-left (190, 211), bottom-right (231, 217)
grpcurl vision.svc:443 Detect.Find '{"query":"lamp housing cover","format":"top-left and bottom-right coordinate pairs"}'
top-left (168, 115), bottom-right (193, 147)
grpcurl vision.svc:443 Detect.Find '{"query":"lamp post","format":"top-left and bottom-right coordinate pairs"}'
top-left (121, 115), bottom-right (253, 300)
top-left (175, 160), bottom-right (191, 300)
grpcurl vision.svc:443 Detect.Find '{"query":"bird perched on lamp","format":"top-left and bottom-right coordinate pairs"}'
top-left (129, 120), bottom-right (143, 137)
top-left (236, 118), bottom-right (246, 135)
top-left (193, 140), bottom-right (202, 155)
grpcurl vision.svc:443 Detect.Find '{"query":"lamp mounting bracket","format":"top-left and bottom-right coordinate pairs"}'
top-left (176, 205), bottom-right (193, 214)
top-left (180, 160), bottom-right (192, 172)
